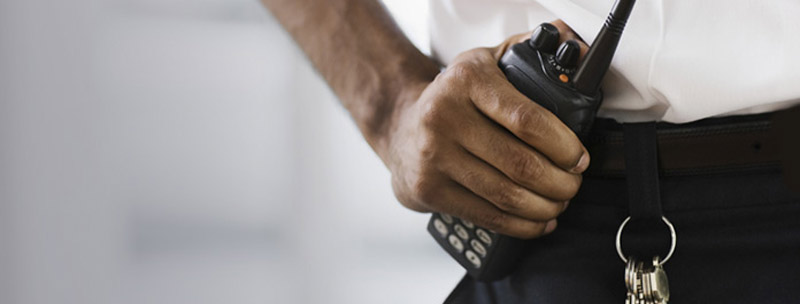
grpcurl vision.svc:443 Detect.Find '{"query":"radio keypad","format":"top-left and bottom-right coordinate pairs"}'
top-left (448, 234), bottom-right (465, 253)
top-left (470, 239), bottom-right (487, 257)
top-left (476, 229), bottom-right (493, 246)
top-left (433, 219), bottom-right (449, 237)
top-left (465, 250), bottom-right (482, 268)
top-left (454, 224), bottom-right (469, 240)
top-left (431, 213), bottom-right (500, 271)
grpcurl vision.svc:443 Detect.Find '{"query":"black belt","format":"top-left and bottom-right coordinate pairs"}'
top-left (579, 106), bottom-right (800, 261)
top-left (584, 105), bottom-right (800, 179)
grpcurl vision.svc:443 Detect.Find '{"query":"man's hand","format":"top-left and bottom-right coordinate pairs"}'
top-left (382, 22), bottom-right (591, 239)
top-left (262, 0), bottom-right (588, 238)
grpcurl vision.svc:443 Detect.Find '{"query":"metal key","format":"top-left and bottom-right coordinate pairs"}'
top-left (624, 258), bottom-right (635, 304)
top-left (641, 256), bottom-right (670, 304)
top-left (625, 258), bottom-right (636, 293)
top-left (626, 257), bottom-right (670, 304)
top-left (617, 216), bottom-right (677, 304)
top-left (625, 257), bottom-right (646, 304)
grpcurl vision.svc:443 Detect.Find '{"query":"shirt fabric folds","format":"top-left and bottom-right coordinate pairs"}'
top-left (429, 0), bottom-right (800, 123)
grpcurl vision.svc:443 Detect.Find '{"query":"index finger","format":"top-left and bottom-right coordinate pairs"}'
top-left (470, 65), bottom-right (589, 173)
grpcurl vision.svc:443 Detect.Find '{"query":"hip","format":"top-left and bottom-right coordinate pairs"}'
top-left (445, 111), bottom-right (800, 303)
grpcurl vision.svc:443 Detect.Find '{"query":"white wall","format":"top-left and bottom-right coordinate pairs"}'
top-left (0, 0), bottom-right (463, 303)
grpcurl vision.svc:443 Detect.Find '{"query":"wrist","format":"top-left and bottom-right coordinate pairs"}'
top-left (364, 77), bottom-right (431, 162)
top-left (358, 58), bottom-right (439, 161)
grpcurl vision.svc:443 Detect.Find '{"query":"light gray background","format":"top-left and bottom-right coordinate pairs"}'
top-left (0, 0), bottom-right (464, 303)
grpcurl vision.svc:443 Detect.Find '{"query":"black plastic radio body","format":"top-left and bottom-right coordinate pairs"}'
top-left (427, 0), bottom-right (635, 282)
top-left (500, 37), bottom-right (602, 139)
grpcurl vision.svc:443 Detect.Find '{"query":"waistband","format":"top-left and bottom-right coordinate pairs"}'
top-left (584, 106), bottom-right (800, 178)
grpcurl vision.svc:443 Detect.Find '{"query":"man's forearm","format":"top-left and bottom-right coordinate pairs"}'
top-left (265, 2), bottom-right (590, 237)
top-left (262, 0), bottom-right (440, 153)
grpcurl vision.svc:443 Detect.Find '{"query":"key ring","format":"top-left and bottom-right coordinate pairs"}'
top-left (615, 216), bottom-right (676, 265)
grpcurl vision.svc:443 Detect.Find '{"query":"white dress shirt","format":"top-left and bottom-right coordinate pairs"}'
top-left (429, 0), bottom-right (800, 123)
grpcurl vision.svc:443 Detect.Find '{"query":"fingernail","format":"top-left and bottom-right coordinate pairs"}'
top-left (563, 200), bottom-right (570, 211)
top-left (571, 152), bottom-right (590, 174)
top-left (544, 219), bottom-right (558, 234)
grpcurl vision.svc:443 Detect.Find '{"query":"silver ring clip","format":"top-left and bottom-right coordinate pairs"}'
top-left (615, 216), bottom-right (677, 265)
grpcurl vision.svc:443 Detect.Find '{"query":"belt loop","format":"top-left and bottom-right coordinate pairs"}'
top-left (623, 122), bottom-right (663, 220)
top-left (774, 105), bottom-right (800, 193)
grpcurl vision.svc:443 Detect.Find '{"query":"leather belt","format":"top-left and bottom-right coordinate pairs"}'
top-left (584, 106), bottom-right (800, 178)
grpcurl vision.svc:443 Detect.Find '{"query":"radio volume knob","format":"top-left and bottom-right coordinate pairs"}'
top-left (555, 40), bottom-right (580, 69)
top-left (529, 23), bottom-right (560, 53)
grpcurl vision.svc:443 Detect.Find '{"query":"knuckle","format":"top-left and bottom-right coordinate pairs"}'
top-left (445, 61), bottom-right (479, 83)
top-left (420, 98), bottom-right (446, 129)
top-left (417, 136), bottom-right (442, 166)
top-left (510, 152), bottom-right (545, 183)
top-left (410, 173), bottom-right (440, 206)
top-left (479, 211), bottom-right (509, 231)
top-left (456, 169), bottom-right (486, 189)
top-left (509, 105), bottom-right (548, 141)
top-left (391, 176), bottom-right (431, 212)
top-left (489, 185), bottom-right (524, 212)
top-left (401, 149), bottom-right (447, 207)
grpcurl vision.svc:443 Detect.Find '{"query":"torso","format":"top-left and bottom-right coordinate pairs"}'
top-left (429, 0), bottom-right (800, 123)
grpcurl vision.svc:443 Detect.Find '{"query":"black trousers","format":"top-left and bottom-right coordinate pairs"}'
top-left (445, 118), bottom-right (800, 303)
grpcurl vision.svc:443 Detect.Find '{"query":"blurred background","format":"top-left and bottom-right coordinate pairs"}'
top-left (0, 0), bottom-right (464, 303)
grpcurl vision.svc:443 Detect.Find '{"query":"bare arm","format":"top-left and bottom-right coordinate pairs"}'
top-left (261, 0), bottom-right (440, 156)
top-left (263, 0), bottom-right (590, 239)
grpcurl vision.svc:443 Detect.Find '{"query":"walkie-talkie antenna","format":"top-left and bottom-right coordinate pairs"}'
top-left (573, 0), bottom-right (636, 95)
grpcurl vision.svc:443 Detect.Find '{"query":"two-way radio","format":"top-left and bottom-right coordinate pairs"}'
top-left (428, 0), bottom-right (638, 281)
